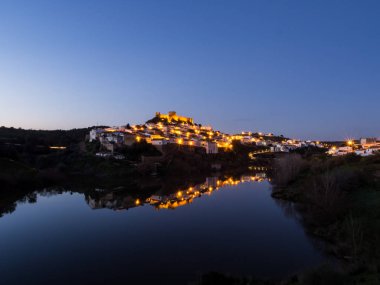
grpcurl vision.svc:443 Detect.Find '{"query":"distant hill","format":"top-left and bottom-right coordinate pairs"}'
top-left (0, 126), bottom-right (108, 146)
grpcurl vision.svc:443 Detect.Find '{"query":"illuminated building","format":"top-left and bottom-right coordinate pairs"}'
top-left (155, 111), bottom-right (194, 124)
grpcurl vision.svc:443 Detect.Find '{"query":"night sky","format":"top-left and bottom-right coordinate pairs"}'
top-left (1, 0), bottom-right (379, 140)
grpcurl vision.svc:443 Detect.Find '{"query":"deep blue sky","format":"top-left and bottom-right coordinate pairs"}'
top-left (1, 1), bottom-right (379, 140)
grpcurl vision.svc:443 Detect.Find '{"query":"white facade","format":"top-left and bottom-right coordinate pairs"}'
top-left (361, 138), bottom-right (379, 148)
top-left (205, 142), bottom-right (218, 154)
top-left (355, 148), bottom-right (379, 157)
top-left (90, 129), bottom-right (103, 142)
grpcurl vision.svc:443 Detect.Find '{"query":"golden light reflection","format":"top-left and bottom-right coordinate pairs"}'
top-left (141, 173), bottom-right (268, 210)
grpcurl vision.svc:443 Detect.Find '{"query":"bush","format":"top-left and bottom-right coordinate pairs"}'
top-left (273, 154), bottom-right (306, 187)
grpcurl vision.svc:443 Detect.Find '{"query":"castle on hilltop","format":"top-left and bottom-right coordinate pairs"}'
top-left (155, 111), bottom-right (194, 124)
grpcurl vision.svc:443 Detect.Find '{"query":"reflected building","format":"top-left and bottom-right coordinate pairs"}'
top-left (85, 173), bottom-right (268, 212)
top-left (87, 192), bottom-right (137, 211)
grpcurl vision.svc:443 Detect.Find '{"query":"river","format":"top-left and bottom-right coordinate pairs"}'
top-left (0, 174), bottom-right (325, 284)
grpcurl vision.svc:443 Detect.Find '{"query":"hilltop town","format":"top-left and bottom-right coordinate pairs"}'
top-left (88, 111), bottom-right (326, 159)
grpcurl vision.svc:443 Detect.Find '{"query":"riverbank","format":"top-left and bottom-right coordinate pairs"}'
top-left (270, 152), bottom-right (380, 284)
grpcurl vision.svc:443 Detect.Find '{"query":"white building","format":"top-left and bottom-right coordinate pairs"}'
top-left (89, 129), bottom-right (103, 142)
top-left (355, 148), bottom-right (379, 157)
top-left (205, 142), bottom-right (218, 154)
top-left (360, 138), bottom-right (379, 148)
top-left (256, 141), bottom-right (267, 146)
top-left (329, 146), bottom-right (353, 156)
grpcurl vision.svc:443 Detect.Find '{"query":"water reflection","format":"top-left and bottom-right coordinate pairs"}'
top-left (0, 172), bottom-right (268, 218)
top-left (0, 172), bottom-right (326, 285)
top-left (273, 192), bottom-right (331, 259)
top-left (86, 173), bottom-right (268, 211)
top-left (0, 187), bottom-right (67, 218)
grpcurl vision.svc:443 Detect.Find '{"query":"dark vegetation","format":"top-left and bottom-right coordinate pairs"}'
top-left (0, 126), bottom-right (136, 189)
top-left (128, 141), bottom-right (267, 177)
top-left (0, 125), bottom-right (100, 147)
top-left (271, 152), bottom-right (380, 284)
top-left (118, 140), bottom-right (162, 160)
top-left (194, 266), bottom-right (355, 285)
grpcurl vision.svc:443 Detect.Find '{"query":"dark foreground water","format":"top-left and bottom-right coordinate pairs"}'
top-left (0, 176), bottom-right (324, 284)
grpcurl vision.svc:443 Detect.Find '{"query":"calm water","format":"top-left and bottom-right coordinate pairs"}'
top-left (0, 176), bottom-right (324, 284)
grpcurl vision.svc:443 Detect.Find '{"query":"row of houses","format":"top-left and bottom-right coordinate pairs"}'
top-left (327, 138), bottom-right (380, 157)
top-left (269, 140), bottom-right (325, 153)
